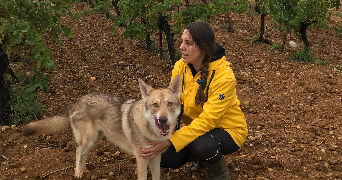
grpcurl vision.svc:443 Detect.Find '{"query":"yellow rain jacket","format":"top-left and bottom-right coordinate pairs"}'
top-left (169, 52), bottom-right (248, 153)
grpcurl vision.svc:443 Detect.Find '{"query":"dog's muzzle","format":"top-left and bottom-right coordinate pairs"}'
top-left (154, 115), bottom-right (170, 136)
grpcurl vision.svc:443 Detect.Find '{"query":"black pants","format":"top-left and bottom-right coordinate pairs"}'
top-left (161, 128), bottom-right (239, 169)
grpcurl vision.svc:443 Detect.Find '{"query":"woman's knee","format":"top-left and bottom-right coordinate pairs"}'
top-left (189, 134), bottom-right (220, 160)
top-left (160, 148), bottom-right (189, 169)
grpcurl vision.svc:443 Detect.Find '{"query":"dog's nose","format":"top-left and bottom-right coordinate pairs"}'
top-left (158, 116), bottom-right (168, 124)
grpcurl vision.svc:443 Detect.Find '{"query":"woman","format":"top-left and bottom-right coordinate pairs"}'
top-left (139, 21), bottom-right (248, 180)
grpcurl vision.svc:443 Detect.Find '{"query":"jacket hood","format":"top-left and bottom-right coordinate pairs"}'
top-left (208, 43), bottom-right (230, 71)
top-left (212, 43), bottom-right (225, 62)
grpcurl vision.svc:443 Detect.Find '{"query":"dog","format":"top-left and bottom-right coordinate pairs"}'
top-left (22, 75), bottom-right (181, 179)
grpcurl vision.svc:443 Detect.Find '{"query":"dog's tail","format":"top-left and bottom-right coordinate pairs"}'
top-left (22, 115), bottom-right (70, 136)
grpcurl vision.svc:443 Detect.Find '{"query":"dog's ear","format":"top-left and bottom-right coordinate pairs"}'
top-left (168, 75), bottom-right (181, 97)
top-left (138, 78), bottom-right (153, 98)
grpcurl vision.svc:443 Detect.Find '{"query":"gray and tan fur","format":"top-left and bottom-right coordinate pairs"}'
top-left (23, 76), bottom-right (181, 180)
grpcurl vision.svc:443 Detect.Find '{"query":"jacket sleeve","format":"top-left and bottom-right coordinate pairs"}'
top-left (169, 71), bottom-right (237, 152)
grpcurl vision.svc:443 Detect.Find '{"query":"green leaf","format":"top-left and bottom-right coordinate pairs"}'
top-left (25, 83), bottom-right (37, 93)
top-left (9, 37), bottom-right (16, 45)
top-left (13, 30), bottom-right (22, 44)
top-left (47, 61), bottom-right (57, 71)
top-left (5, 0), bottom-right (15, 9)
top-left (35, 44), bottom-right (44, 52)
top-left (112, 22), bottom-right (118, 33)
top-left (36, 59), bottom-right (42, 69)
top-left (6, 25), bottom-right (15, 33)
top-left (0, 24), bottom-right (5, 34)
top-left (61, 25), bottom-right (73, 38)
top-left (71, 11), bottom-right (83, 20)
top-left (28, 37), bottom-right (36, 45)
top-left (61, 8), bottom-right (69, 15)
top-left (19, 22), bottom-right (30, 32)
top-left (50, 26), bottom-right (61, 41)
top-left (34, 53), bottom-right (40, 59)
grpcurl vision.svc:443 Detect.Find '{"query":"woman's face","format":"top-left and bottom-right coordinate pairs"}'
top-left (180, 29), bottom-right (205, 70)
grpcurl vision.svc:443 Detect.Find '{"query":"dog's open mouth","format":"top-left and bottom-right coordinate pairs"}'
top-left (154, 115), bottom-right (170, 136)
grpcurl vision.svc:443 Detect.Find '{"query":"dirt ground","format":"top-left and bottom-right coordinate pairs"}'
top-left (1, 3), bottom-right (342, 180)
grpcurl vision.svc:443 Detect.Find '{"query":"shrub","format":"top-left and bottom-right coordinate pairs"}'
top-left (312, 59), bottom-right (328, 65)
top-left (289, 49), bottom-right (315, 62)
top-left (251, 35), bottom-right (259, 44)
top-left (267, 43), bottom-right (285, 51)
top-left (290, 49), bottom-right (327, 65)
top-left (9, 87), bottom-right (45, 125)
top-left (8, 71), bottom-right (45, 125)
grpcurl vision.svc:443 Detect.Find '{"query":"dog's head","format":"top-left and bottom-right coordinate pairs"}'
top-left (138, 75), bottom-right (181, 136)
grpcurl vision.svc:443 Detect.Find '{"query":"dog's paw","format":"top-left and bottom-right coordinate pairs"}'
top-left (74, 168), bottom-right (84, 179)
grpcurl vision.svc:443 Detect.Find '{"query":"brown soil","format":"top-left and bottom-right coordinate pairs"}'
top-left (1, 3), bottom-right (342, 180)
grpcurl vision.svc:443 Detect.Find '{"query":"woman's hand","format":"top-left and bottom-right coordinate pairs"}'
top-left (139, 140), bottom-right (172, 159)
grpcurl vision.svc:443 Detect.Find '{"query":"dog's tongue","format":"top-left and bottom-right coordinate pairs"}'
top-left (161, 124), bottom-right (170, 135)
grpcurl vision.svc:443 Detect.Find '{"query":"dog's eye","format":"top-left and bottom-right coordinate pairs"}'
top-left (153, 103), bottom-right (158, 107)
top-left (168, 102), bottom-right (173, 106)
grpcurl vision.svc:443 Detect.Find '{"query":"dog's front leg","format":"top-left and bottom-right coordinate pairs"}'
top-left (149, 153), bottom-right (161, 180)
top-left (135, 155), bottom-right (149, 180)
